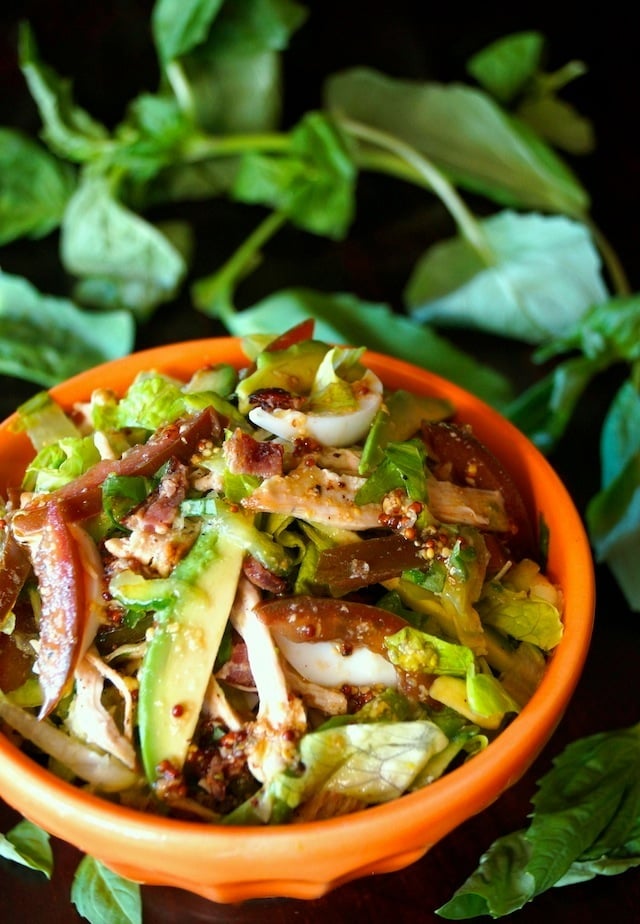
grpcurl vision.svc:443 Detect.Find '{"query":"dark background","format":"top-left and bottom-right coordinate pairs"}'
top-left (1, 3), bottom-right (639, 922)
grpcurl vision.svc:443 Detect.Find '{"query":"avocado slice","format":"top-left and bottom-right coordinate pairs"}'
top-left (137, 525), bottom-right (244, 784)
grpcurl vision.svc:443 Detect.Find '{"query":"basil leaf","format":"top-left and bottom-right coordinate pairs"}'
top-left (405, 211), bottom-right (608, 344)
top-left (507, 354), bottom-right (601, 452)
top-left (587, 453), bottom-right (640, 611)
top-left (232, 112), bottom-right (356, 239)
top-left (324, 67), bottom-right (589, 217)
top-left (526, 724), bottom-right (640, 892)
top-left (437, 830), bottom-right (536, 918)
top-left (536, 294), bottom-right (640, 364)
top-left (599, 378), bottom-right (640, 488)
top-left (110, 94), bottom-right (194, 182)
top-left (0, 129), bottom-right (74, 244)
top-left (0, 819), bottom-right (53, 877)
top-left (438, 723), bottom-right (640, 919)
top-left (0, 271), bottom-right (134, 386)
top-left (18, 23), bottom-right (110, 163)
top-left (71, 855), bottom-right (142, 924)
top-left (467, 31), bottom-right (544, 104)
top-left (61, 174), bottom-right (188, 318)
top-left (195, 0), bottom-right (308, 57)
top-left (516, 94), bottom-right (595, 157)
top-left (152, 0), bottom-right (224, 65)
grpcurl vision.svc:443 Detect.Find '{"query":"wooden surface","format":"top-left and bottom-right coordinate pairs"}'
top-left (1, 3), bottom-right (640, 921)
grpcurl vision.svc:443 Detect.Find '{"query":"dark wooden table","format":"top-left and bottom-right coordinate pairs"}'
top-left (1, 3), bottom-right (639, 921)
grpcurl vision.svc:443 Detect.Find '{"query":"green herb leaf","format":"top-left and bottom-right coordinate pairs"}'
top-left (516, 95), bottom-right (595, 156)
top-left (232, 112), bottom-right (356, 238)
top-left (536, 294), bottom-right (640, 365)
top-left (0, 129), bottom-right (74, 244)
top-left (437, 829), bottom-right (536, 918)
top-left (18, 23), bottom-right (110, 163)
top-left (61, 174), bottom-right (188, 318)
top-left (587, 382), bottom-right (640, 611)
top-left (0, 819), bottom-right (53, 877)
top-left (71, 855), bottom-right (142, 924)
top-left (599, 378), bottom-right (640, 488)
top-left (405, 211), bottom-right (608, 344)
top-left (438, 723), bottom-right (640, 918)
top-left (0, 271), bottom-right (134, 386)
top-left (466, 31), bottom-right (545, 104)
top-left (507, 355), bottom-right (600, 453)
top-left (152, 0), bottom-right (223, 65)
top-left (111, 94), bottom-right (194, 183)
top-left (324, 67), bottom-right (589, 216)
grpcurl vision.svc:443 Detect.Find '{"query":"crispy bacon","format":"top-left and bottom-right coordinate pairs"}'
top-left (17, 407), bottom-right (221, 528)
top-left (242, 555), bottom-right (289, 594)
top-left (248, 388), bottom-right (306, 412)
top-left (223, 428), bottom-right (284, 478)
top-left (215, 634), bottom-right (255, 691)
top-left (127, 458), bottom-right (190, 535)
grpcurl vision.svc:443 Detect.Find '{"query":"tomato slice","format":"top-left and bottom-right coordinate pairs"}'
top-left (265, 319), bottom-right (316, 352)
top-left (256, 595), bottom-right (407, 656)
top-left (314, 534), bottom-right (428, 594)
top-left (12, 501), bottom-right (104, 717)
top-left (0, 532), bottom-right (31, 623)
top-left (421, 420), bottom-right (536, 561)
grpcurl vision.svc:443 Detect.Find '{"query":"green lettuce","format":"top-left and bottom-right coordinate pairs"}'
top-left (226, 718), bottom-right (449, 825)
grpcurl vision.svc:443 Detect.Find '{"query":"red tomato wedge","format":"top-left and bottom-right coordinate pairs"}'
top-left (11, 501), bottom-right (105, 717)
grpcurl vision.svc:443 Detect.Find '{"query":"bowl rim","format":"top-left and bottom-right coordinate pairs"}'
top-left (0, 336), bottom-right (595, 891)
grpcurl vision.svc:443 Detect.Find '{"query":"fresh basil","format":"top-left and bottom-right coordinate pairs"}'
top-left (437, 724), bottom-right (640, 918)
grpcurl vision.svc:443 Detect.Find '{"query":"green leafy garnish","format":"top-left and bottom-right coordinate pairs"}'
top-left (71, 855), bottom-right (142, 924)
top-left (0, 819), bottom-right (53, 877)
top-left (437, 723), bottom-right (640, 918)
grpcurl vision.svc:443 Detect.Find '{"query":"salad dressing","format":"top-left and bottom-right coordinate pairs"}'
top-left (0, 323), bottom-right (563, 825)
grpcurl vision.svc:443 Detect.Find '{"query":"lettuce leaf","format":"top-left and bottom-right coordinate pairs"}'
top-left (226, 719), bottom-right (449, 824)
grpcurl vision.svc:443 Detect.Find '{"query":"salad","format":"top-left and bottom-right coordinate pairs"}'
top-left (0, 321), bottom-right (563, 825)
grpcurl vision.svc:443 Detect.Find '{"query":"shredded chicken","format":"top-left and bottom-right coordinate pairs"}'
top-left (105, 517), bottom-right (200, 577)
top-left (242, 462), bottom-right (381, 530)
top-left (229, 577), bottom-right (307, 783)
top-left (427, 476), bottom-right (509, 530)
top-left (65, 649), bottom-right (137, 770)
top-left (282, 662), bottom-right (349, 716)
top-left (201, 675), bottom-right (246, 731)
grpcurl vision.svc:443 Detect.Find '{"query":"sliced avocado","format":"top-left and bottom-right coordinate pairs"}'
top-left (137, 525), bottom-right (244, 783)
top-left (360, 389), bottom-right (454, 474)
top-left (235, 340), bottom-right (329, 413)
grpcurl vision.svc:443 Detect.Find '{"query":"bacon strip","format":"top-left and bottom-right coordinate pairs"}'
top-left (17, 407), bottom-right (221, 528)
top-left (223, 428), bottom-right (284, 478)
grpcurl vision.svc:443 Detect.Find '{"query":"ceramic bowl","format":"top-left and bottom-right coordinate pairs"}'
top-left (0, 338), bottom-right (595, 903)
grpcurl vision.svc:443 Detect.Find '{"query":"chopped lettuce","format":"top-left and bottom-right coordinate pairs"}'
top-left (225, 719), bottom-right (449, 825)
top-left (384, 625), bottom-right (474, 676)
top-left (23, 436), bottom-right (101, 492)
top-left (12, 390), bottom-right (81, 450)
top-left (478, 581), bottom-right (564, 650)
top-left (356, 439), bottom-right (430, 504)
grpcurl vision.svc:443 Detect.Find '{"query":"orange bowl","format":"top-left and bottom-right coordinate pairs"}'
top-left (0, 338), bottom-right (595, 903)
